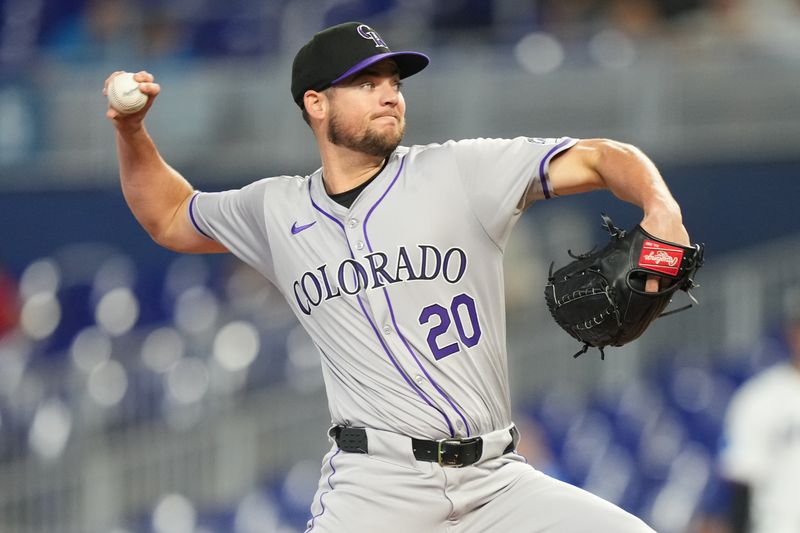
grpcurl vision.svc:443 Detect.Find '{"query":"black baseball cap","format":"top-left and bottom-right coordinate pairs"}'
top-left (291, 22), bottom-right (429, 108)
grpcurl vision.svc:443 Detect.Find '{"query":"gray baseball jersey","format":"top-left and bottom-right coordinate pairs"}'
top-left (189, 136), bottom-right (577, 440)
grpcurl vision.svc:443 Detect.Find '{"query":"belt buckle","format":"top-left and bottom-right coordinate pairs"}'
top-left (437, 438), bottom-right (464, 467)
top-left (437, 437), bottom-right (481, 467)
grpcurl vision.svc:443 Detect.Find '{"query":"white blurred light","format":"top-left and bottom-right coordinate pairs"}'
top-left (152, 493), bottom-right (196, 533)
top-left (562, 411), bottom-right (612, 477)
top-left (19, 258), bottom-right (60, 299)
top-left (649, 482), bottom-right (698, 533)
top-left (671, 366), bottom-right (713, 413)
top-left (282, 460), bottom-right (322, 510)
top-left (9, 373), bottom-right (45, 423)
top-left (93, 254), bottom-right (136, 296)
top-left (208, 357), bottom-right (248, 396)
top-left (213, 321), bottom-right (260, 372)
top-left (167, 358), bottom-right (209, 404)
top-left (234, 491), bottom-right (280, 533)
top-left (163, 399), bottom-right (204, 431)
top-left (0, 88), bottom-right (36, 163)
top-left (28, 398), bottom-right (72, 460)
top-left (174, 287), bottom-right (219, 335)
top-left (141, 327), bottom-right (185, 373)
top-left (669, 442), bottom-right (711, 488)
top-left (582, 445), bottom-right (633, 505)
top-left (649, 445), bottom-right (710, 533)
top-left (70, 326), bottom-right (112, 373)
top-left (88, 360), bottom-right (128, 407)
top-left (164, 256), bottom-right (210, 298)
top-left (639, 413), bottom-right (686, 477)
top-left (20, 292), bottom-right (61, 340)
top-left (617, 379), bottom-right (663, 428)
top-left (514, 32), bottom-right (564, 74)
top-left (95, 287), bottom-right (139, 336)
top-left (0, 337), bottom-right (30, 395)
top-left (588, 29), bottom-right (637, 69)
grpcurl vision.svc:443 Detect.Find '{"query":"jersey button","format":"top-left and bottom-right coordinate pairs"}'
top-left (348, 218), bottom-right (359, 228)
top-left (382, 324), bottom-right (392, 335)
top-left (355, 240), bottom-right (365, 250)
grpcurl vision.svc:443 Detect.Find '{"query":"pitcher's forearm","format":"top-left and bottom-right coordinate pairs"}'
top-left (549, 138), bottom-right (690, 257)
top-left (593, 141), bottom-right (681, 219)
top-left (116, 125), bottom-right (194, 243)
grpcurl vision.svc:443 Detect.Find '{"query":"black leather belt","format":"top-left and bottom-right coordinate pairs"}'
top-left (330, 425), bottom-right (520, 468)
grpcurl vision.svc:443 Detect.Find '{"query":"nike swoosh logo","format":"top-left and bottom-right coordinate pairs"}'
top-left (291, 221), bottom-right (317, 235)
top-left (123, 86), bottom-right (140, 96)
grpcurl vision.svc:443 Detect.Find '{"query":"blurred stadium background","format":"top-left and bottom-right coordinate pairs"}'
top-left (1, 0), bottom-right (800, 532)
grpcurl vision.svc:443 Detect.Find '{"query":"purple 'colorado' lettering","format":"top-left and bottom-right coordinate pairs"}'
top-left (364, 251), bottom-right (397, 288)
top-left (338, 259), bottom-right (369, 295)
top-left (292, 245), bottom-right (468, 315)
top-left (443, 248), bottom-right (467, 283)
top-left (301, 272), bottom-right (323, 307)
top-left (293, 281), bottom-right (310, 315)
top-left (418, 245), bottom-right (441, 280)
top-left (395, 246), bottom-right (418, 280)
top-left (318, 264), bottom-right (341, 300)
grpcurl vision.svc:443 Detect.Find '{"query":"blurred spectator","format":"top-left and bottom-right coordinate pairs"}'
top-left (19, 0), bottom-right (800, 68)
top-left (324, 0), bottom-right (396, 28)
top-left (538, 0), bottom-right (703, 39)
top-left (713, 298), bottom-right (800, 533)
top-left (538, 0), bottom-right (607, 41)
top-left (138, 9), bottom-right (191, 61)
top-left (607, 0), bottom-right (666, 38)
top-left (670, 0), bottom-right (800, 57)
top-left (432, 0), bottom-right (493, 31)
top-left (40, 0), bottom-right (140, 64)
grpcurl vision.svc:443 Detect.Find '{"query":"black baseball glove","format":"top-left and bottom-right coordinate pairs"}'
top-left (544, 214), bottom-right (704, 359)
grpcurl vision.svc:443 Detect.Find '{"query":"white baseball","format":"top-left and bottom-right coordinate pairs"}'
top-left (107, 72), bottom-right (148, 114)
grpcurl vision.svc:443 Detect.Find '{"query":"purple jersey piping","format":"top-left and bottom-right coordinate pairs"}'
top-left (309, 180), bottom-right (455, 436)
top-left (363, 156), bottom-right (472, 437)
top-left (538, 137), bottom-right (574, 200)
top-left (188, 192), bottom-right (214, 240)
top-left (305, 448), bottom-right (341, 532)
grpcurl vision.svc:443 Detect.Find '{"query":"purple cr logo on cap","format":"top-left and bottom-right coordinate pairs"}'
top-left (357, 24), bottom-right (388, 48)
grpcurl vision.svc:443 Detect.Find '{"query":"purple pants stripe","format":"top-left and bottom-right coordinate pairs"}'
top-left (305, 448), bottom-right (341, 532)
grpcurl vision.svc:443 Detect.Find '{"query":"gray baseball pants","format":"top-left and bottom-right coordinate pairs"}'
top-left (305, 424), bottom-right (655, 533)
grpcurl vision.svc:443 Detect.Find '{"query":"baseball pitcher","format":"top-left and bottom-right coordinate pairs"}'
top-left (105, 21), bottom-right (692, 533)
